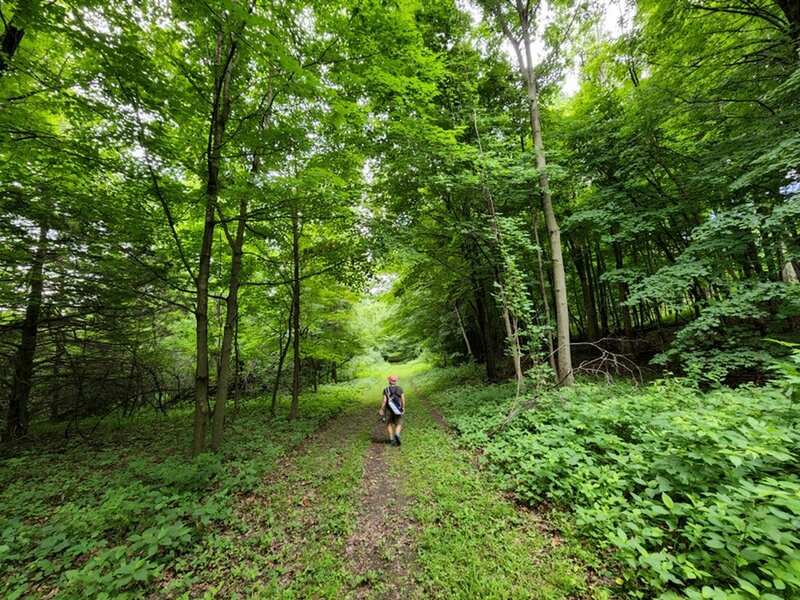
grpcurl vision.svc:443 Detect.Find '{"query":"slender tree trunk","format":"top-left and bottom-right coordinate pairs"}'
top-left (466, 243), bottom-right (498, 380)
top-left (572, 240), bottom-right (599, 341)
top-left (532, 213), bottom-right (558, 376)
top-left (525, 67), bottom-right (572, 383)
top-left (594, 239), bottom-right (610, 335)
top-left (311, 358), bottom-right (318, 392)
top-left (271, 304), bottom-right (292, 416)
top-left (290, 205), bottom-right (302, 420)
top-left (192, 23), bottom-right (237, 456)
top-left (611, 225), bottom-right (633, 352)
top-left (5, 224), bottom-right (48, 442)
top-left (232, 317), bottom-right (241, 420)
top-left (211, 197), bottom-right (247, 451)
top-left (587, 241), bottom-right (605, 336)
top-left (192, 202), bottom-right (214, 456)
top-left (454, 303), bottom-right (473, 358)
top-left (495, 1), bottom-right (573, 384)
top-left (478, 280), bottom-right (499, 381)
top-left (210, 82), bottom-right (273, 448)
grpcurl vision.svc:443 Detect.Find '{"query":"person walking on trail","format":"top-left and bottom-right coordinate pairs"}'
top-left (379, 375), bottom-right (405, 446)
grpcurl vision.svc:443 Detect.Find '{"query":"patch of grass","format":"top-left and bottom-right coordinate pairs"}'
top-left (387, 372), bottom-right (610, 600)
top-left (0, 379), bottom-right (373, 598)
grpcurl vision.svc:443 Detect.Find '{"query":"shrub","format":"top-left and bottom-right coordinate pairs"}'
top-left (420, 368), bottom-right (800, 599)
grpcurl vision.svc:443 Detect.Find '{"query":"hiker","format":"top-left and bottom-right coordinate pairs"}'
top-left (379, 374), bottom-right (405, 446)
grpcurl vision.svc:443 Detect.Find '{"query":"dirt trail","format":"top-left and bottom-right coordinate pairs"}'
top-left (344, 412), bottom-right (418, 599)
top-left (229, 392), bottom-right (420, 599)
top-left (226, 377), bottom-right (601, 599)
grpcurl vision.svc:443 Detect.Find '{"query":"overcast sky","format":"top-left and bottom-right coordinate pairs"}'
top-left (458, 0), bottom-right (631, 95)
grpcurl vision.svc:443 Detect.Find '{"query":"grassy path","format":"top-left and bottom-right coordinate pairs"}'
top-left (0, 368), bottom-right (608, 598)
top-left (202, 368), bottom-right (607, 599)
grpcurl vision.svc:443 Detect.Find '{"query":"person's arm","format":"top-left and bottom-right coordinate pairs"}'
top-left (379, 391), bottom-right (387, 416)
top-left (400, 392), bottom-right (406, 411)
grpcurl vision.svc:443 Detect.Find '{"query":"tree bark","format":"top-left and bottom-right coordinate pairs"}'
top-left (572, 240), bottom-right (599, 342)
top-left (532, 212), bottom-right (558, 376)
top-left (192, 23), bottom-right (237, 456)
top-left (5, 224), bottom-right (48, 441)
top-left (290, 204), bottom-right (302, 420)
top-left (232, 317), bottom-right (241, 420)
top-left (271, 305), bottom-right (292, 416)
top-left (496, 0), bottom-right (574, 384)
top-left (211, 197), bottom-right (247, 451)
top-left (454, 303), bottom-right (473, 358)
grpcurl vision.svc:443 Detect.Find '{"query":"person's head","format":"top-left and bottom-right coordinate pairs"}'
top-left (388, 374), bottom-right (398, 385)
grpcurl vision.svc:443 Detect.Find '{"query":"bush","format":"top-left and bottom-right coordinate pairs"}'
top-left (419, 368), bottom-right (800, 599)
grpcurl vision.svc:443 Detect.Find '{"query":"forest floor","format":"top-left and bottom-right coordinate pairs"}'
top-left (0, 365), bottom-right (611, 599)
top-left (182, 365), bottom-right (609, 599)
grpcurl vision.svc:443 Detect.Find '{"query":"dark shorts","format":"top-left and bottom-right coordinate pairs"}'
top-left (386, 411), bottom-right (403, 425)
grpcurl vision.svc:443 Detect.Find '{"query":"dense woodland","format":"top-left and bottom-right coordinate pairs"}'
top-left (1, 0), bottom-right (800, 598)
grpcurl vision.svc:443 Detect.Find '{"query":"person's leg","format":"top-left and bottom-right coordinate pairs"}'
top-left (386, 421), bottom-right (395, 443)
top-left (394, 418), bottom-right (402, 445)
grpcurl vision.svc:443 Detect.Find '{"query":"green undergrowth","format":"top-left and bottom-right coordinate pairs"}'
top-left (0, 379), bottom-right (371, 599)
top-left (413, 365), bottom-right (800, 599)
top-left (162, 385), bottom-right (374, 599)
top-left (390, 373), bottom-right (611, 600)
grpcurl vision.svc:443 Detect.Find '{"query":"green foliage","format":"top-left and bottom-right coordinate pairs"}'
top-left (0, 383), bottom-right (355, 597)
top-left (420, 367), bottom-right (800, 599)
top-left (389, 366), bottom-right (606, 599)
top-left (653, 283), bottom-right (800, 382)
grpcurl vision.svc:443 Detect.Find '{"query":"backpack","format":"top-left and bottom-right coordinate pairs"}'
top-left (386, 385), bottom-right (404, 415)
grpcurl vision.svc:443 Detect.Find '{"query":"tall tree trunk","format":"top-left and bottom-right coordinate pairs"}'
top-left (526, 75), bottom-right (573, 384)
top-left (192, 23), bottom-right (237, 457)
top-left (290, 205), bottom-right (302, 420)
top-left (211, 197), bottom-right (247, 451)
top-left (5, 224), bottom-right (48, 441)
top-left (210, 82), bottom-right (273, 448)
top-left (532, 212), bottom-right (558, 376)
top-left (271, 303), bottom-right (292, 416)
top-left (494, 1), bottom-right (573, 385)
top-left (192, 200), bottom-right (214, 457)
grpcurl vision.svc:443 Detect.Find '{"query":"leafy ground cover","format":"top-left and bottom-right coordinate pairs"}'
top-left (387, 373), bottom-right (607, 599)
top-left (415, 365), bottom-right (800, 599)
top-left (0, 381), bottom-right (361, 598)
top-left (0, 361), bottom-right (614, 598)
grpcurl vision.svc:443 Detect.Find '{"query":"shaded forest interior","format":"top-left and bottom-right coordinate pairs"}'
top-left (2, 0), bottom-right (798, 449)
top-left (2, 2), bottom-right (800, 599)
